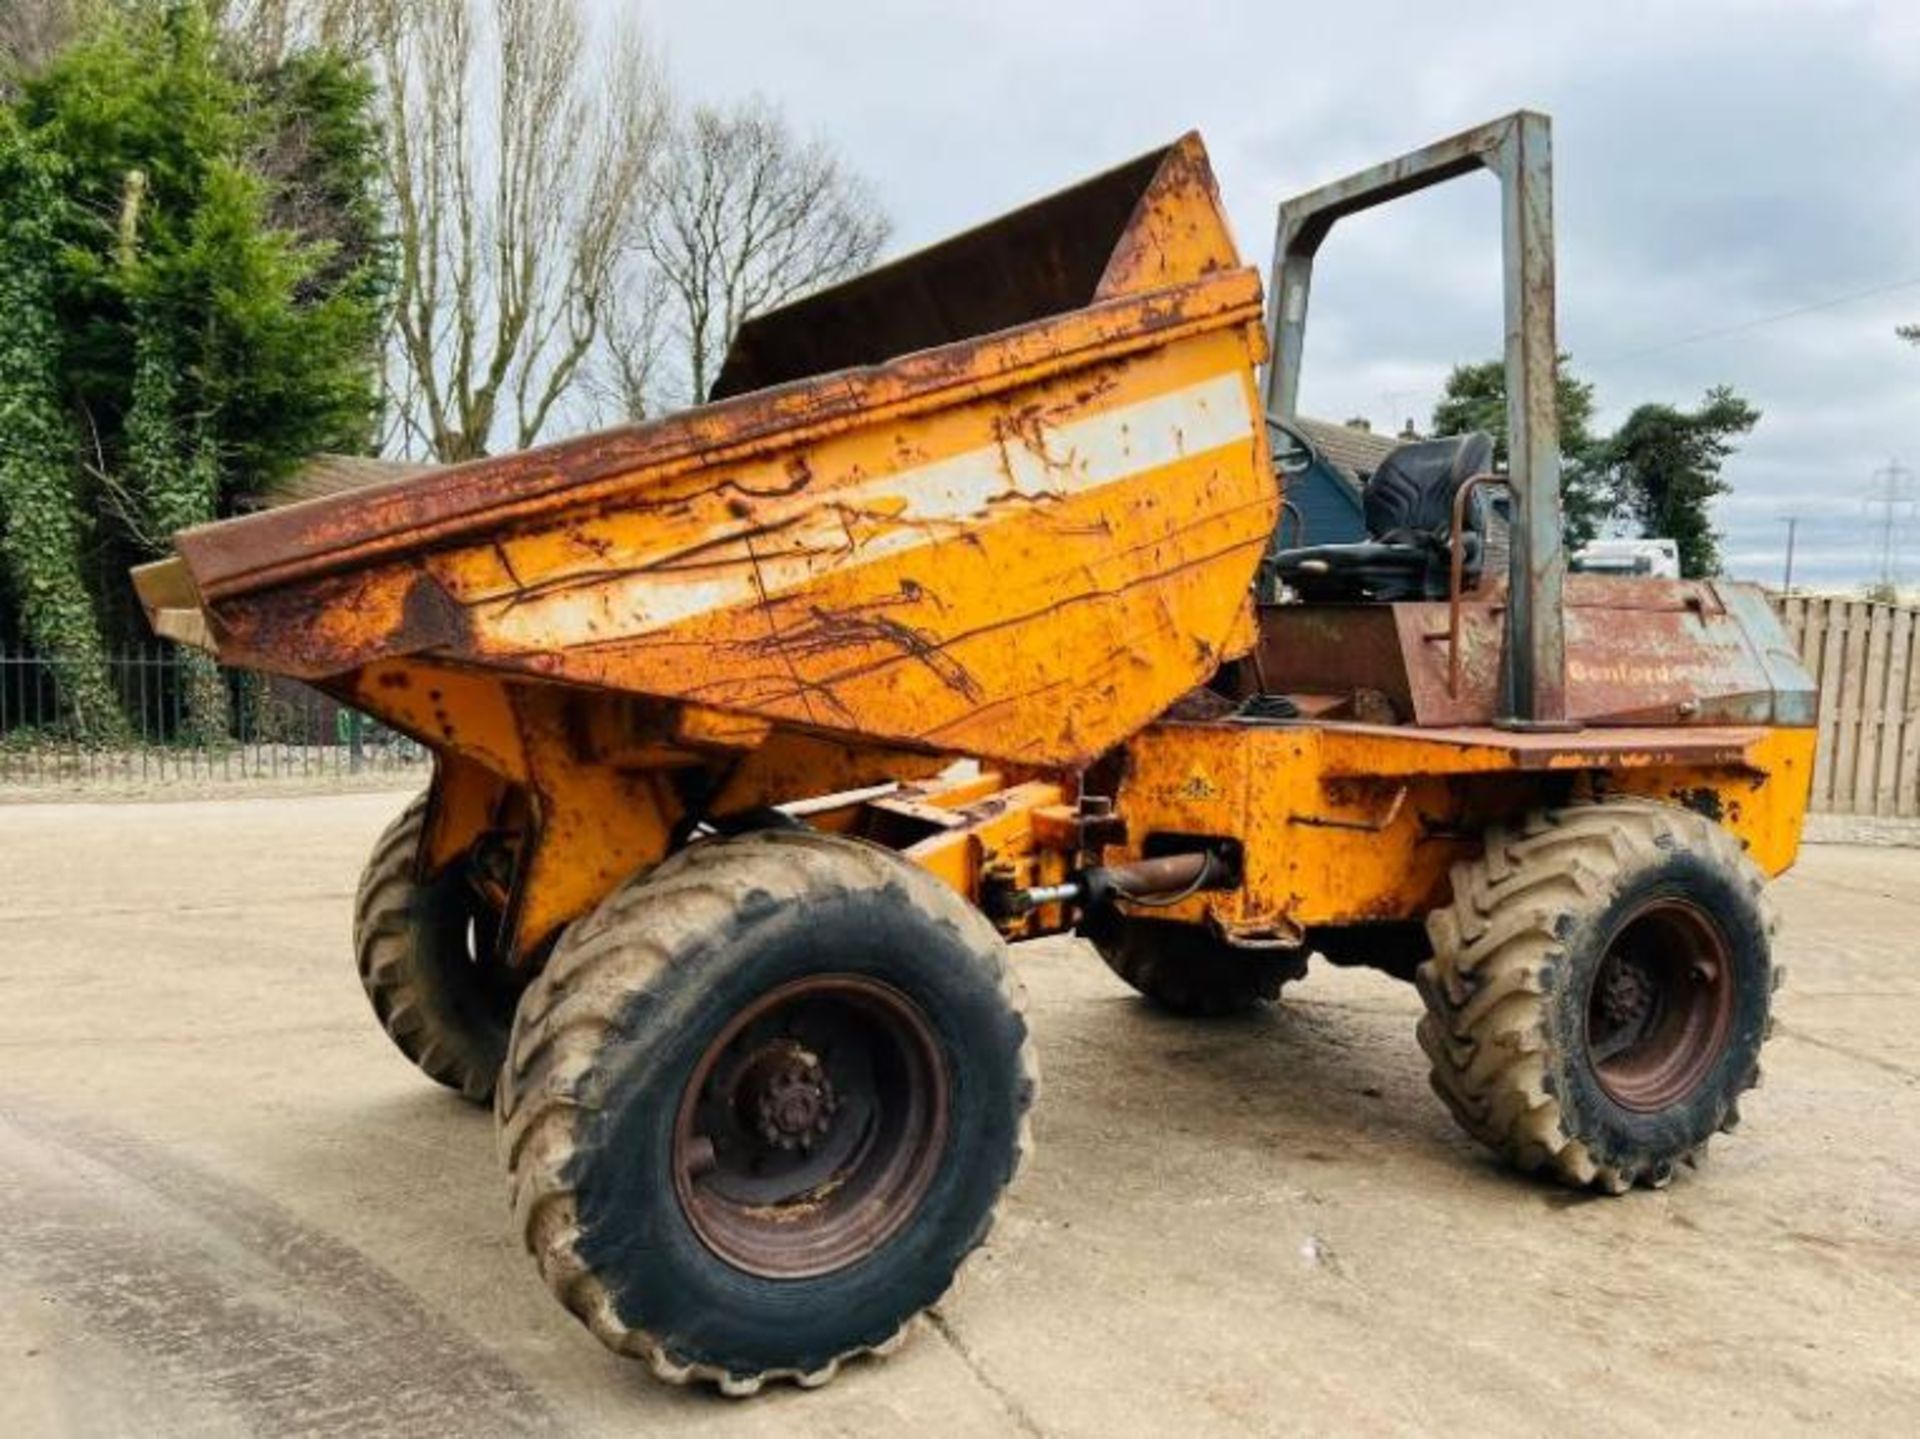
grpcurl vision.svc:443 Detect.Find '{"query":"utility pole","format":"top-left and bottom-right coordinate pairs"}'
top-left (1866, 459), bottom-right (1916, 593)
top-left (1779, 516), bottom-right (1799, 595)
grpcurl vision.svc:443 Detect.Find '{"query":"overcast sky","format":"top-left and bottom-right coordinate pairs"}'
top-left (637, 0), bottom-right (1919, 590)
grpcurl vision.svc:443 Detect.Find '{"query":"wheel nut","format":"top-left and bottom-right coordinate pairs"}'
top-left (750, 1049), bottom-right (837, 1150)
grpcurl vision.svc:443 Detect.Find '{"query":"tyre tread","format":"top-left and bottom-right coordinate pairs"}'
top-left (494, 828), bottom-right (1037, 1395)
top-left (354, 793), bottom-right (504, 1103)
top-left (1417, 800), bottom-right (1774, 1192)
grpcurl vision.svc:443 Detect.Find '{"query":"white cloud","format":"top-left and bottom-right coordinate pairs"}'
top-left (632, 0), bottom-right (1920, 586)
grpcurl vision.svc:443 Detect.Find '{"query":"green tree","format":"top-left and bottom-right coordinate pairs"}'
top-left (122, 306), bottom-right (230, 740)
top-left (26, 4), bottom-right (386, 500)
top-left (0, 108), bottom-right (126, 739)
top-left (3, 1), bottom-right (387, 739)
top-left (1430, 356), bottom-right (1610, 552)
top-left (1600, 387), bottom-right (1759, 580)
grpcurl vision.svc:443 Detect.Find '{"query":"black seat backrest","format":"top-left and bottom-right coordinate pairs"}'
top-left (1262, 429), bottom-right (1499, 603)
top-left (1362, 432), bottom-right (1495, 544)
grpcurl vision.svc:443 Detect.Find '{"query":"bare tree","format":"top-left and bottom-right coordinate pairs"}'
top-left (198, 5), bottom-right (894, 445)
top-left (369, 0), bottom-right (665, 460)
top-left (0, 0), bottom-right (79, 86)
top-left (212, 0), bottom-right (373, 64)
top-left (586, 263), bottom-right (671, 425)
top-left (633, 98), bottom-right (891, 411)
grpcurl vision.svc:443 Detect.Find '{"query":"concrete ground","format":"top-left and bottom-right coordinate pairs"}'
top-left (0, 791), bottom-right (1915, 1437)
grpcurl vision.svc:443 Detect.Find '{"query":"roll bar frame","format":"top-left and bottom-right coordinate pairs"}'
top-left (1263, 111), bottom-right (1570, 728)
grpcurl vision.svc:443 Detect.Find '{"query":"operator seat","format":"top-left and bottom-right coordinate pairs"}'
top-left (1267, 431), bottom-right (1496, 602)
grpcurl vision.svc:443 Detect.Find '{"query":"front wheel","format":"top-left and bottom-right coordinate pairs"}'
top-left (495, 829), bottom-right (1036, 1395)
top-left (1417, 801), bottom-right (1778, 1193)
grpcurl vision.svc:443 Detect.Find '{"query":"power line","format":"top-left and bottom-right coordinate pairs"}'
top-left (1590, 274), bottom-right (1920, 366)
top-left (1345, 273), bottom-right (1920, 445)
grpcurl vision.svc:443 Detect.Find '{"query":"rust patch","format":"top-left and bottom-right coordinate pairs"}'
top-left (1673, 786), bottom-right (1726, 822)
top-left (394, 569), bottom-right (471, 654)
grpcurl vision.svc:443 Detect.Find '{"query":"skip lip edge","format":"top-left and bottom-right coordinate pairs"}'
top-left (132, 556), bottom-right (216, 654)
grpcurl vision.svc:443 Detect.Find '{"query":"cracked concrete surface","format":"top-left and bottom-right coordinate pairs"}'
top-left (1, 791), bottom-right (1915, 1436)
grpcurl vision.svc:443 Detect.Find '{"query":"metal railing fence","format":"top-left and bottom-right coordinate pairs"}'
top-left (0, 647), bottom-right (428, 788)
top-left (7, 599), bottom-right (1913, 805)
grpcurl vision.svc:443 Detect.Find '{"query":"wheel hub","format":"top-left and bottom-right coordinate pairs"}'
top-left (1597, 953), bottom-right (1657, 1034)
top-left (740, 1044), bottom-right (839, 1151)
top-left (672, 974), bottom-right (950, 1279)
top-left (1585, 897), bottom-right (1737, 1113)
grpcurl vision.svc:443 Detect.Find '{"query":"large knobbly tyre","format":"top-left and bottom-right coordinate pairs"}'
top-left (354, 793), bottom-right (520, 1104)
top-left (1090, 915), bottom-right (1306, 1017)
top-left (496, 828), bottom-right (1037, 1395)
top-left (1417, 801), bottom-right (1779, 1193)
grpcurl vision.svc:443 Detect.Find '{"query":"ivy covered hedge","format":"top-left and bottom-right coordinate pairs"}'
top-left (0, 2), bottom-right (387, 741)
top-left (0, 110), bottom-right (125, 740)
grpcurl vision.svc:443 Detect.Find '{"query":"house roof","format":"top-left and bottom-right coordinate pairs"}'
top-left (1287, 417), bottom-right (1404, 489)
top-left (245, 454), bottom-right (434, 511)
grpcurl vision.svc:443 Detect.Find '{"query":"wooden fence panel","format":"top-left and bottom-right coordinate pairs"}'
top-left (1854, 604), bottom-right (1890, 814)
top-left (1899, 612), bottom-right (1920, 818)
top-left (1877, 607), bottom-right (1912, 816)
top-left (1839, 602), bottom-right (1871, 812)
top-left (1818, 599), bottom-right (1854, 810)
top-left (1769, 594), bottom-right (1920, 816)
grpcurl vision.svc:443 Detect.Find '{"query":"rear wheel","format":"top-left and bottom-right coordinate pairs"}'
top-left (1090, 915), bottom-right (1306, 1017)
top-left (1417, 801), bottom-right (1778, 1192)
top-left (353, 793), bottom-right (522, 1104)
top-left (495, 829), bottom-right (1036, 1394)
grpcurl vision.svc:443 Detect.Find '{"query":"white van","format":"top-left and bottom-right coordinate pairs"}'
top-left (1573, 538), bottom-right (1681, 579)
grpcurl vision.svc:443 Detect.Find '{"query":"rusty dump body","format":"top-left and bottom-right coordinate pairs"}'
top-left (136, 127), bottom-right (1817, 966)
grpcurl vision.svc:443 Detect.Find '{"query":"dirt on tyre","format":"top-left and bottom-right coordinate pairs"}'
top-left (1417, 800), bottom-right (1779, 1192)
top-left (354, 792), bottom-right (522, 1104)
top-left (495, 828), bottom-right (1037, 1395)
top-left (1089, 914), bottom-right (1306, 1017)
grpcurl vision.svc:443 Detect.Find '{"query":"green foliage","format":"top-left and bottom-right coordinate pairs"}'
top-left (157, 154), bottom-right (384, 489)
top-left (124, 313), bottom-right (230, 739)
top-left (1432, 360), bottom-right (1761, 576)
top-left (253, 47), bottom-right (388, 303)
top-left (1430, 356), bottom-right (1610, 552)
top-left (1600, 387), bottom-right (1759, 580)
top-left (0, 0), bottom-right (388, 739)
top-left (124, 311), bottom-right (211, 539)
top-left (22, 2), bottom-right (387, 515)
top-left (0, 108), bottom-right (126, 740)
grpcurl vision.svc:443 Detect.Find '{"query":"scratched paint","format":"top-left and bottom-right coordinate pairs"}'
top-left (468, 369), bottom-right (1255, 653)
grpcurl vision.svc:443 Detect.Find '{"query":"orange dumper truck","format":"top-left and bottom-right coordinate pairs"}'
top-left (136, 112), bottom-right (1815, 1393)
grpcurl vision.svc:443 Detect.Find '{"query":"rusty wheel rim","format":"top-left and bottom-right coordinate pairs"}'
top-left (1585, 896), bottom-right (1736, 1112)
top-left (672, 975), bottom-right (949, 1279)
